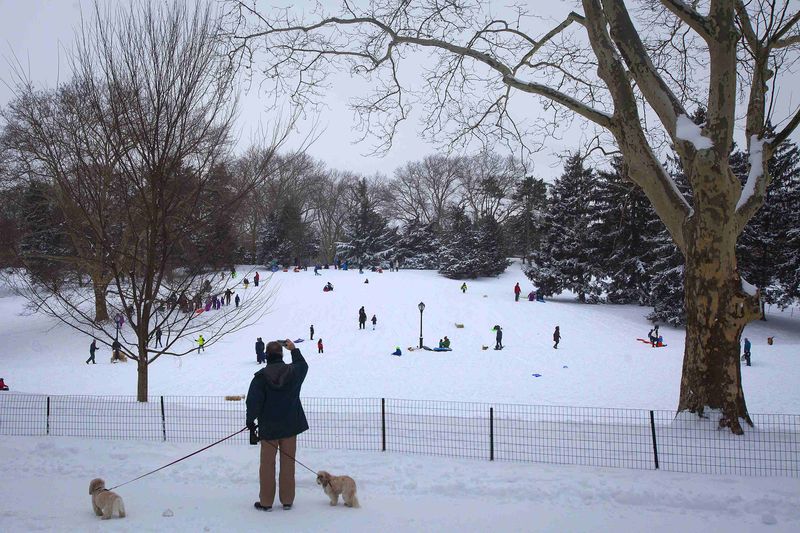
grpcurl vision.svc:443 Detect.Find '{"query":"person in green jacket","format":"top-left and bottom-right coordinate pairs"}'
top-left (196, 335), bottom-right (205, 353)
top-left (460, 282), bottom-right (467, 293)
top-left (442, 336), bottom-right (451, 349)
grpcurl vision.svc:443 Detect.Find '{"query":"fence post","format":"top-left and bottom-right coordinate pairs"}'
top-left (649, 410), bottom-right (659, 470)
top-left (160, 396), bottom-right (167, 442)
top-left (381, 398), bottom-right (386, 452)
top-left (489, 407), bottom-right (494, 461)
top-left (46, 396), bottom-right (50, 436)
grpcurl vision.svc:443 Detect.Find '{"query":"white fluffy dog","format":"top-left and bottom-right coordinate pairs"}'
top-left (89, 478), bottom-right (126, 519)
top-left (316, 471), bottom-right (360, 508)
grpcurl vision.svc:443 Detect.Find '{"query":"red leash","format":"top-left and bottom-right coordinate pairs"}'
top-left (108, 427), bottom-right (248, 490)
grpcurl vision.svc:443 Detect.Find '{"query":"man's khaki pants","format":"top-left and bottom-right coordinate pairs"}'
top-left (259, 436), bottom-right (297, 507)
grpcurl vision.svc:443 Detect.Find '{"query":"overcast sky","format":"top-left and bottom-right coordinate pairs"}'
top-left (1, 0), bottom-right (798, 182)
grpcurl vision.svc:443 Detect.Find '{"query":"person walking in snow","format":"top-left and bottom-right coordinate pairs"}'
top-left (495, 326), bottom-right (503, 350)
top-left (246, 339), bottom-right (309, 512)
top-left (235, 294), bottom-right (241, 308)
top-left (514, 282), bottom-right (521, 302)
top-left (743, 337), bottom-right (752, 367)
top-left (309, 325), bottom-right (315, 340)
top-left (243, 278), bottom-right (250, 289)
top-left (553, 326), bottom-right (561, 349)
top-left (155, 326), bottom-right (163, 347)
top-left (254, 272), bottom-right (260, 287)
top-left (460, 282), bottom-right (467, 294)
top-left (358, 306), bottom-right (367, 330)
top-left (256, 337), bottom-right (266, 364)
top-left (196, 335), bottom-right (205, 353)
top-left (317, 338), bottom-right (324, 354)
top-left (86, 339), bottom-right (97, 364)
top-left (371, 314), bottom-right (377, 330)
top-left (314, 265), bottom-right (320, 276)
top-left (225, 288), bottom-right (233, 306)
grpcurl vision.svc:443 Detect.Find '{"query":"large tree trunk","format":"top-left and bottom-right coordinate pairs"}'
top-left (677, 176), bottom-right (759, 434)
top-left (91, 277), bottom-right (110, 322)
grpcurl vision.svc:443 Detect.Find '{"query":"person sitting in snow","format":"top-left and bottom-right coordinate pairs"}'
top-left (442, 336), bottom-right (451, 349)
top-left (364, 278), bottom-right (369, 284)
top-left (528, 291), bottom-right (536, 301)
top-left (0, 377), bottom-right (9, 391)
top-left (438, 338), bottom-right (444, 348)
top-left (392, 347), bottom-right (402, 356)
top-left (323, 282), bottom-right (334, 292)
top-left (243, 278), bottom-right (250, 289)
top-left (648, 328), bottom-right (657, 347)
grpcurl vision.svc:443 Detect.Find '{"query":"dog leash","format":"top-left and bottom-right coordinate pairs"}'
top-left (107, 427), bottom-right (248, 491)
top-left (260, 436), bottom-right (319, 477)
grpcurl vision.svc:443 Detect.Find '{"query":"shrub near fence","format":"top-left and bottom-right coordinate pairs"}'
top-left (1, 394), bottom-right (798, 477)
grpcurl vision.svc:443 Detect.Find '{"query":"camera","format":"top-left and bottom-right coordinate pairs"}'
top-left (249, 428), bottom-right (259, 445)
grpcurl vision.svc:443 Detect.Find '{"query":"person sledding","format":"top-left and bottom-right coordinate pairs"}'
top-left (323, 282), bottom-right (334, 292)
top-left (442, 336), bottom-right (451, 348)
top-left (0, 377), bottom-right (9, 391)
top-left (514, 283), bottom-right (521, 302)
top-left (528, 290), bottom-right (535, 301)
top-left (391, 346), bottom-right (402, 356)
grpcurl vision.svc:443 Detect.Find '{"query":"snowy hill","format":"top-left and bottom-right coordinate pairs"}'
top-left (1, 261), bottom-right (798, 413)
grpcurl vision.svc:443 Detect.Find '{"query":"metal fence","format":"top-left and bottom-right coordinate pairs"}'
top-left (1, 393), bottom-right (798, 477)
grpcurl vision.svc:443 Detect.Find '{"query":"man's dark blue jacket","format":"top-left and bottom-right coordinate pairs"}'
top-left (246, 348), bottom-right (309, 440)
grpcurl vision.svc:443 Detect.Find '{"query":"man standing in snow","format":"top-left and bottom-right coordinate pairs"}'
top-left (155, 326), bottom-right (163, 347)
top-left (495, 326), bottom-right (503, 350)
top-left (225, 288), bottom-right (233, 306)
top-left (254, 272), bottom-right (260, 287)
top-left (247, 339), bottom-right (309, 512)
top-left (309, 325), bottom-right (314, 340)
top-left (553, 326), bottom-right (561, 349)
top-left (743, 337), bottom-right (752, 367)
top-left (256, 337), bottom-right (265, 364)
top-left (235, 294), bottom-right (241, 308)
top-left (514, 282), bottom-right (521, 302)
top-left (358, 306), bottom-right (367, 329)
top-left (86, 339), bottom-right (97, 364)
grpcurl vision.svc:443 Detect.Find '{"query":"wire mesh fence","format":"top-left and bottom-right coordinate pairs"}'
top-left (1, 393), bottom-right (797, 477)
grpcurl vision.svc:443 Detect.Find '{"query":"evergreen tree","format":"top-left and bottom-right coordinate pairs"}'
top-left (336, 178), bottom-right (396, 267)
top-left (592, 157), bottom-right (661, 304)
top-left (473, 215), bottom-right (509, 277)
top-left (394, 220), bottom-right (440, 269)
top-left (19, 181), bottom-right (71, 283)
top-left (438, 205), bottom-right (480, 279)
top-left (647, 157), bottom-right (692, 326)
top-left (524, 154), bottom-right (600, 302)
top-left (506, 176), bottom-right (547, 264)
top-left (256, 196), bottom-right (316, 265)
top-left (734, 138), bottom-right (800, 312)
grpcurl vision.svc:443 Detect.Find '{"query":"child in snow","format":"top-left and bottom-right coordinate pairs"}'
top-left (495, 326), bottom-right (503, 350)
top-left (514, 282), bottom-right (521, 301)
top-left (371, 315), bottom-right (377, 330)
top-left (0, 377), bottom-right (8, 391)
top-left (438, 338), bottom-right (444, 348)
top-left (553, 326), bottom-right (561, 349)
top-left (235, 294), bottom-right (240, 308)
top-left (528, 291), bottom-right (535, 301)
top-left (460, 282), bottom-right (467, 293)
top-left (196, 335), bottom-right (205, 353)
top-left (392, 347), bottom-right (402, 356)
top-left (318, 338), bottom-right (324, 354)
top-left (243, 278), bottom-right (250, 289)
top-left (364, 278), bottom-right (369, 284)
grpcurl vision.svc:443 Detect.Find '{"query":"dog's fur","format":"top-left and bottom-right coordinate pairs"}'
top-left (89, 478), bottom-right (126, 519)
top-left (316, 471), bottom-right (359, 508)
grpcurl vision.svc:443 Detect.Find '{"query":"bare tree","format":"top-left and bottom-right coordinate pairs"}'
top-left (390, 154), bottom-right (463, 227)
top-left (2, 0), bottom-right (294, 402)
top-left (308, 168), bottom-right (355, 262)
top-left (460, 150), bottom-right (521, 224)
top-left (228, 0), bottom-right (800, 433)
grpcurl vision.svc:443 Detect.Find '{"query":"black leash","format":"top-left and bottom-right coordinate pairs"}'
top-left (260, 434), bottom-right (319, 477)
top-left (107, 427), bottom-right (248, 491)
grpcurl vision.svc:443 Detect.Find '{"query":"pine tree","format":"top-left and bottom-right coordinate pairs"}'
top-left (336, 178), bottom-right (396, 267)
top-left (19, 180), bottom-right (71, 284)
top-left (506, 176), bottom-right (547, 265)
top-left (524, 154), bottom-right (600, 302)
top-left (473, 215), bottom-right (509, 277)
top-left (438, 205), bottom-right (480, 279)
top-left (734, 138), bottom-right (800, 312)
top-left (394, 220), bottom-right (440, 269)
top-left (592, 157), bottom-right (661, 304)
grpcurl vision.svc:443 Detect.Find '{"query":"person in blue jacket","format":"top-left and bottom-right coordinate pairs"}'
top-left (743, 337), bottom-right (751, 366)
top-left (246, 340), bottom-right (309, 512)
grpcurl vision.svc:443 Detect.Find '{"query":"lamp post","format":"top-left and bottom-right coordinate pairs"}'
top-left (418, 301), bottom-right (425, 348)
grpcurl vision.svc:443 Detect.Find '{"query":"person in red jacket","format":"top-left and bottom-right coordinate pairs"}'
top-left (317, 338), bottom-right (324, 354)
top-left (254, 271), bottom-right (260, 287)
top-left (514, 282), bottom-right (521, 302)
top-left (0, 377), bottom-right (8, 391)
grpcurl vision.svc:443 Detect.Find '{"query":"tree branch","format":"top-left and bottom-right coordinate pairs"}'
top-left (660, 0), bottom-right (713, 39)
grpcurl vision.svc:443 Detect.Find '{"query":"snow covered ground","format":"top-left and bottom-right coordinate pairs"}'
top-left (1, 263), bottom-right (799, 532)
top-left (1, 436), bottom-right (799, 532)
top-left (1, 261), bottom-right (798, 412)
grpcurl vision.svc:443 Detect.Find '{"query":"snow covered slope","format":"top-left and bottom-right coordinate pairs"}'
top-left (1, 262), bottom-right (798, 412)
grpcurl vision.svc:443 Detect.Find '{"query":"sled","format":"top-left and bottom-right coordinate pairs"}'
top-left (636, 338), bottom-right (668, 347)
top-left (433, 347), bottom-right (452, 352)
top-left (194, 308), bottom-right (205, 315)
top-left (455, 323), bottom-right (464, 328)
top-left (421, 345), bottom-right (434, 351)
top-left (531, 373), bottom-right (542, 377)
top-left (293, 339), bottom-right (304, 343)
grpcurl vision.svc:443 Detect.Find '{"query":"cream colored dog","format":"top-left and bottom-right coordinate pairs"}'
top-left (89, 478), bottom-right (126, 519)
top-left (316, 471), bottom-right (360, 508)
